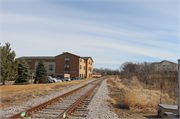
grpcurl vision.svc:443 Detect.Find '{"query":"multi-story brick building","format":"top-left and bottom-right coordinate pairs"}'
top-left (152, 60), bottom-right (178, 71)
top-left (17, 52), bottom-right (93, 78)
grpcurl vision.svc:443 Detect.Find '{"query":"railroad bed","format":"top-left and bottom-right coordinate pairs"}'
top-left (8, 78), bottom-right (104, 118)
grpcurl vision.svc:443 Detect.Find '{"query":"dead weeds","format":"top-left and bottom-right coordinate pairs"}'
top-left (106, 76), bottom-right (167, 118)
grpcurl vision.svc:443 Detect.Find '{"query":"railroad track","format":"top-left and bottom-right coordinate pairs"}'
top-left (9, 78), bottom-right (104, 119)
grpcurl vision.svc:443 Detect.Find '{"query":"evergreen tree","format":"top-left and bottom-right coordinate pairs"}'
top-left (1, 43), bottom-right (19, 85)
top-left (14, 59), bottom-right (31, 84)
top-left (34, 59), bottom-right (49, 84)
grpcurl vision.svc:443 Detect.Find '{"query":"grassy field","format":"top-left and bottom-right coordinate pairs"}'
top-left (106, 76), bottom-right (178, 118)
top-left (0, 78), bottom-right (94, 106)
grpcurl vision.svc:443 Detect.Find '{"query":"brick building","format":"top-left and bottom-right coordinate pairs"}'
top-left (17, 52), bottom-right (93, 78)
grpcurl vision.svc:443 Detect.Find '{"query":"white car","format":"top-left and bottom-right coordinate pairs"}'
top-left (65, 77), bottom-right (71, 81)
top-left (57, 77), bottom-right (62, 82)
top-left (48, 76), bottom-right (57, 83)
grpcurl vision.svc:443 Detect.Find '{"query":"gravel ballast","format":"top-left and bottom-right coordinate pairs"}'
top-left (0, 78), bottom-right (120, 118)
top-left (87, 78), bottom-right (120, 119)
top-left (0, 79), bottom-right (96, 118)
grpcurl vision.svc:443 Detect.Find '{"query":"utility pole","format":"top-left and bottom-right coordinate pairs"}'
top-left (178, 59), bottom-right (180, 117)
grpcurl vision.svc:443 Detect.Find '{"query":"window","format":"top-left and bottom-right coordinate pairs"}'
top-left (80, 74), bottom-right (81, 77)
top-left (65, 65), bottom-right (69, 71)
top-left (43, 60), bottom-right (46, 62)
top-left (89, 61), bottom-right (90, 64)
top-left (89, 67), bottom-right (91, 72)
top-left (66, 53), bottom-right (68, 56)
top-left (59, 61), bottom-right (60, 63)
top-left (158, 65), bottom-right (159, 67)
top-left (80, 65), bottom-right (81, 69)
top-left (49, 65), bottom-right (53, 71)
top-left (84, 60), bottom-right (85, 63)
top-left (36, 60), bottom-right (39, 62)
top-left (65, 58), bottom-right (70, 63)
top-left (29, 66), bottom-right (32, 69)
top-left (163, 65), bottom-right (165, 67)
top-left (80, 58), bottom-right (82, 62)
top-left (29, 60), bottom-right (32, 63)
top-left (84, 66), bottom-right (85, 70)
top-left (50, 60), bottom-right (52, 62)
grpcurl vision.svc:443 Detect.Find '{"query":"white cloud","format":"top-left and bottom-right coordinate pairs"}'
top-left (2, 13), bottom-right (47, 23)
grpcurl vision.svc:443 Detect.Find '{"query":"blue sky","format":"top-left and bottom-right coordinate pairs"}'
top-left (1, 0), bottom-right (180, 70)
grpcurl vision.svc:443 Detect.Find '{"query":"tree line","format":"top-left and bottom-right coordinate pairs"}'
top-left (1, 42), bottom-right (49, 85)
top-left (93, 67), bottom-right (120, 75)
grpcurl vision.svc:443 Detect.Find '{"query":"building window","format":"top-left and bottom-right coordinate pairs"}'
top-left (43, 60), bottom-right (46, 62)
top-left (84, 60), bottom-right (85, 63)
top-left (29, 60), bottom-right (32, 63)
top-left (80, 58), bottom-right (82, 62)
top-left (35, 65), bottom-right (38, 69)
top-left (65, 65), bottom-right (69, 71)
top-left (89, 67), bottom-right (91, 72)
top-left (163, 65), bottom-right (165, 67)
top-left (36, 60), bottom-right (39, 62)
top-left (49, 65), bottom-right (53, 71)
top-left (65, 58), bottom-right (69, 63)
top-left (59, 61), bottom-right (60, 63)
top-left (89, 61), bottom-right (90, 64)
top-left (80, 65), bottom-right (81, 69)
top-left (84, 66), bottom-right (85, 70)
top-left (158, 65), bottom-right (159, 67)
top-left (66, 53), bottom-right (68, 56)
top-left (50, 60), bottom-right (52, 62)
top-left (29, 66), bottom-right (32, 69)
top-left (80, 74), bottom-right (81, 77)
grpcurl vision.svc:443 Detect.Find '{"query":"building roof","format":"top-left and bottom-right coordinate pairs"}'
top-left (82, 57), bottom-right (94, 62)
top-left (17, 52), bottom-right (93, 62)
top-left (56, 52), bottom-right (94, 62)
top-left (152, 60), bottom-right (177, 65)
top-left (17, 56), bottom-right (55, 60)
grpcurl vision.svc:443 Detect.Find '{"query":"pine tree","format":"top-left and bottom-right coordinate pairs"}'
top-left (34, 59), bottom-right (49, 84)
top-left (14, 59), bottom-right (31, 84)
top-left (1, 43), bottom-right (19, 85)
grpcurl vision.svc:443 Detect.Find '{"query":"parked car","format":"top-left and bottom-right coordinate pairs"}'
top-left (57, 77), bottom-right (63, 82)
top-left (49, 78), bottom-right (54, 83)
top-left (72, 77), bottom-right (78, 80)
top-left (64, 77), bottom-right (71, 81)
top-left (48, 76), bottom-right (57, 83)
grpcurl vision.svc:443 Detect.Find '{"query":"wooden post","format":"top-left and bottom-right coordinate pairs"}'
top-left (42, 76), bottom-right (44, 84)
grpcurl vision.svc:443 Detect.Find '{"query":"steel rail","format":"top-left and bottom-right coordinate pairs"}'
top-left (57, 78), bottom-right (104, 118)
top-left (8, 79), bottom-right (99, 119)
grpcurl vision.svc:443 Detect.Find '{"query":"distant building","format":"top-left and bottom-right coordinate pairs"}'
top-left (152, 60), bottom-right (178, 71)
top-left (17, 52), bottom-right (93, 78)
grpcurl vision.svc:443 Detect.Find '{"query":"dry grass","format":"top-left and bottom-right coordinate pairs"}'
top-left (0, 78), bottom-right (94, 106)
top-left (106, 98), bottom-right (116, 105)
top-left (106, 76), bottom-right (177, 113)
